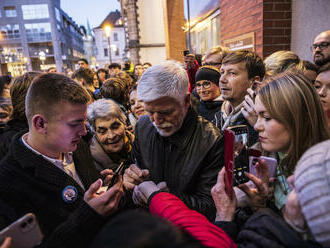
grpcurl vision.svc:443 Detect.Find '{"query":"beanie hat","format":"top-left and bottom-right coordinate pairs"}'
top-left (294, 139), bottom-right (330, 247)
top-left (195, 66), bottom-right (220, 85)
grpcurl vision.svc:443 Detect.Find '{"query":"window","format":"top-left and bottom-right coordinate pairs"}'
top-left (114, 33), bottom-right (118, 41)
top-left (25, 23), bottom-right (51, 42)
top-left (104, 48), bottom-right (108, 57)
top-left (55, 7), bottom-right (61, 22)
top-left (22, 4), bottom-right (49, 20)
top-left (115, 48), bottom-right (119, 56)
top-left (4, 6), bottom-right (17, 17)
top-left (0, 24), bottom-right (20, 40)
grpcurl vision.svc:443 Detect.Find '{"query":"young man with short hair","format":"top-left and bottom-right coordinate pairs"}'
top-left (215, 50), bottom-right (265, 146)
top-left (0, 73), bottom-right (123, 247)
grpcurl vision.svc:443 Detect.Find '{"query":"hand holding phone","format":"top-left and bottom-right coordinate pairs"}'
top-left (228, 125), bottom-right (250, 186)
top-left (249, 156), bottom-right (277, 178)
top-left (107, 162), bottom-right (125, 190)
top-left (0, 213), bottom-right (43, 248)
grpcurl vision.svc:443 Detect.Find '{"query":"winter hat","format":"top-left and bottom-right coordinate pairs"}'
top-left (195, 66), bottom-right (220, 85)
top-left (294, 139), bottom-right (330, 247)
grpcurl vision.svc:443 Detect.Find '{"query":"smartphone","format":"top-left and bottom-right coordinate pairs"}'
top-left (183, 50), bottom-right (190, 56)
top-left (107, 162), bottom-right (125, 190)
top-left (228, 125), bottom-right (249, 186)
top-left (224, 129), bottom-right (235, 198)
top-left (249, 156), bottom-right (277, 178)
top-left (0, 213), bottom-right (43, 248)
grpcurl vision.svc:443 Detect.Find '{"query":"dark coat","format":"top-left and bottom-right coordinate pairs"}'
top-left (132, 108), bottom-right (224, 220)
top-left (0, 119), bottom-right (28, 160)
top-left (197, 100), bottom-right (223, 122)
top-left (0, 132), bottom-right (106, 248)
top-left (216, 208), bottom-right (321, 248)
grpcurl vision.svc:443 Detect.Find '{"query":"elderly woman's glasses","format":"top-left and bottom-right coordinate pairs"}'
top-left (196, 81), bottom-right (211, 89)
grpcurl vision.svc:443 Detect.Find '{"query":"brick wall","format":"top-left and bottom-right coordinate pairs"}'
top-left (220, 0), bottom-right (292, 58)
top-left (263, 0), bottom-right (292, 58)
top-left (220, 0), bottom-right (264, 57)
top-left (162, 0), bottom-right (186, 62)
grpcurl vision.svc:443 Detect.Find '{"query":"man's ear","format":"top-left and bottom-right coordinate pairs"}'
top-left (184, 94), bottom-right (191, 109)
top-left (32, 114), bottom-right (48, 134)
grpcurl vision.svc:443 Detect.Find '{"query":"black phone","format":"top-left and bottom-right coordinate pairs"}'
top-left (107, 162), bottom-right (125, 190)
top-left (183, 50), bottom-right (190, 56)
top-left (228, 125), bottom-right (249, 186)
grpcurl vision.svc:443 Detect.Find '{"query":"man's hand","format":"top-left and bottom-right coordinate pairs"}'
top-left (238, 159), bottom-right (272, 211)
top-left (132, 181), bottom-right (167, 206)
top-left (211, 168), bottom-right (237, 222)
top-left (123, 164), bottom-right (149, 191)
top-left (241, 88), bottom-right (258, 127)
top-left (84, 178), bottom-right (123, 217)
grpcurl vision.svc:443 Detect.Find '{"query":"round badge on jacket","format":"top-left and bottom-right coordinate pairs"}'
top-left (62, 185), bottom-right (78, 203)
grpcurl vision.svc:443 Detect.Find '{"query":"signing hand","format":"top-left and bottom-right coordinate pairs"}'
top-left (211, 168), bottom-right (237, 222)
top-left (123, 164), bottom-right (150, 191)
top-left (84, 178), bottom-right (123, 217)
top-left (100, 169), bottom-right (114, 186)
top-left (0, 237), bottom-right (11, 248)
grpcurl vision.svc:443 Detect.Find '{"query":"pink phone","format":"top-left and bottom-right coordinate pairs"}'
top-left (249, 156), bottom-right (277, 178)
top-left (0, 213), bottom-right (43, 248)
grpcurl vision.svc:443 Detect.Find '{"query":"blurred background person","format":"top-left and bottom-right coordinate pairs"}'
top-left (72, 67), bottom-right (98, 100)
top-left (202, 46), bottom-right (230, 69)
top-left (77, 58), bottom-right (89, 69)
top-left (108, 63), bottom-right (121, 77)
top-left (0, 72), bottom-right (41, 159)
top-left (128, 85), bottom-right (146, 129)
top-left (96, 68), bottom-right (108, 88)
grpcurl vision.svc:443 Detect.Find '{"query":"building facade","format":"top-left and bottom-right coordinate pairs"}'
top-left (120, 0), bottom-right (186, 65)
top-left (0, 0), bottom-right (84, 76)
top-left (93, 10), bottom-right (125, 68)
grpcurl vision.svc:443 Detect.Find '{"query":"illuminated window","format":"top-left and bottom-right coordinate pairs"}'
top-left (22, 4), bottom-right (49, 20)
top-left (4, 6), bottom-right (17, 17)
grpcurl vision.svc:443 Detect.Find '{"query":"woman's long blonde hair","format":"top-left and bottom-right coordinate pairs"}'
top-left (258, 72), bottom-right (329, 175)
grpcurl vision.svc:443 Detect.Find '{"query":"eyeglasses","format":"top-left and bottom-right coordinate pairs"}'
top-left (311, 42), bottom-right (330, 51)
top-left (196, 81), bottom-right (211, 89)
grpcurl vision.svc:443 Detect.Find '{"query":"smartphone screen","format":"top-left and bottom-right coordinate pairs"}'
top-left (228, 125), bottom-right (249, 185)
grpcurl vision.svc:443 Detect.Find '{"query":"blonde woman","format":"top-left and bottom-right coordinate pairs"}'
top-left (239, 73), bottom-right (329, 211)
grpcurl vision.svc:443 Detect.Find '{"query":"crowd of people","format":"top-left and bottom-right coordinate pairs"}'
top-left (0, 30), bottom-right (329, 248)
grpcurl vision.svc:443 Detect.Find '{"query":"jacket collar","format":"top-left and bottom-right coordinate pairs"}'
top-left (159, 107), bottom-right (197, 150)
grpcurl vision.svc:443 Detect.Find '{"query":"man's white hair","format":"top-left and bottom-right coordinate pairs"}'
top-left (137, 60), bottom-right (189, 103)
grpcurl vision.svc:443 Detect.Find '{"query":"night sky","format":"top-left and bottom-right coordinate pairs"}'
top-left (60, 0), bottom-right (120, 29)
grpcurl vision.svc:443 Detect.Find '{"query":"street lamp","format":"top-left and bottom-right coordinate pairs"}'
top-left (104, 25), bottom-right (112, 64)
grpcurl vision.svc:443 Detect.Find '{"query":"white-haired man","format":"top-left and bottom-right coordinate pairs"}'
top-left (123, 61), bottom-right (224, 219)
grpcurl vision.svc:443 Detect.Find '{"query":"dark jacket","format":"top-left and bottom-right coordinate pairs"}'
top-left (0, 119), bottom-right (28, 160)
top-left (132, 108), bottom-right (224, 220)
top-left (0, 132), bottom-right (106, 248)
top-left (197, 99), bottom-right (223, 122)
top-left (215, 208), bottom-right (321, 248)
top-left (214, 110), bottom-right (258, 147)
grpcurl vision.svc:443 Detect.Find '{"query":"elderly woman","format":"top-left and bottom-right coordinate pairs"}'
top-left (87, 98), bottom-right (134, 172)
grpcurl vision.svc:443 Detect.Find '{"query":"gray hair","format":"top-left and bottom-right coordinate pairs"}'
top-left (137, 60), bottom-right (188, 103)
top-left (87, 98), bottom-right (126, 132)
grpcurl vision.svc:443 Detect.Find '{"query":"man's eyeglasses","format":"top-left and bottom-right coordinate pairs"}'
top-left (196, 81), bottom-right (212, 89)
top-left (311, 42), bottom-right (330, 51)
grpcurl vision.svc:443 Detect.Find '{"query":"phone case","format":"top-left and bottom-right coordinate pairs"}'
top-left (224, 129), bottom-right (235, 198)
top-left (0, 213), bottom-right (43, 248)
top-left (228, 125), bottom-right (250, 186)
top-left (249, 156), bottom-right (278, 178)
